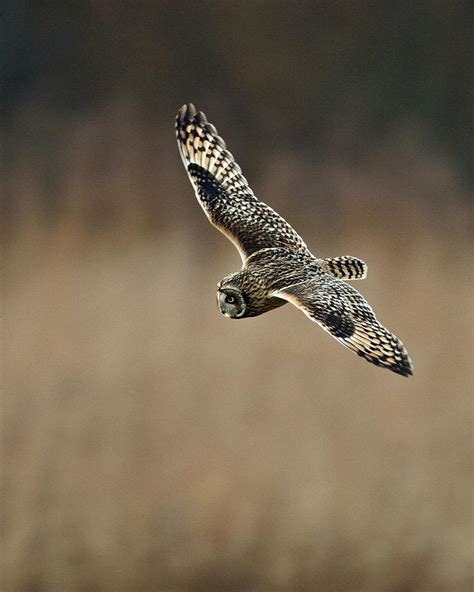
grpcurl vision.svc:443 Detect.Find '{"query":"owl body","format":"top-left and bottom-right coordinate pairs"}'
top-left (219, 247), bottom-right (327, 318)
top-left (176, 104), bottom-right (413, 377)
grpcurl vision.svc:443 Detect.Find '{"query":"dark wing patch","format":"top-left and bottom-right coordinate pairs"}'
top-left (272, 275), bottom-right (413, 377)
top-left (176, 103), bottom-right (308, 262)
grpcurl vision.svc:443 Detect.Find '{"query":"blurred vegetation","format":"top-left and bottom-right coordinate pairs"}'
top-left (1, 2), bottom-right (473, 591)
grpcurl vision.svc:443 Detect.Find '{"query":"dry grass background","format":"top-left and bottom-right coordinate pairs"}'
top-left (1, 102), bottom-right (472, 591)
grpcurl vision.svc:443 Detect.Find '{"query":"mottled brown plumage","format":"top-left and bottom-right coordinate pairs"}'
top-left (176, 103), bottom-right (413, 377)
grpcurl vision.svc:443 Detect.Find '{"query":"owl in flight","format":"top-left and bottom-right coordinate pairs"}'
top-left (176, 104), bottom-right (413, 376)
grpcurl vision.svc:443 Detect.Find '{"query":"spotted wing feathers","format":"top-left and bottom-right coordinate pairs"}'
top-left (176, 103), bottom-right (308, 262)
top-left (273, 275), bottom-right (413, 376)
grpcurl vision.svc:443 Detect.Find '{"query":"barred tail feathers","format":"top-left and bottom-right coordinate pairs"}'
top-left (321, 256), bottom-right (368, 280)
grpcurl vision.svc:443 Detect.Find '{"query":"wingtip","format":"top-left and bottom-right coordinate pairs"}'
top-left (176, 103), bottom-right (196, 124)
top-left (177, 103), bottom-right (210, 124)
top-left (176, 103), bottom-right (221, 145)
top-left (392, 357), bottom-right (414, 377)
top-left (195, 110), bottom-right (207, 125)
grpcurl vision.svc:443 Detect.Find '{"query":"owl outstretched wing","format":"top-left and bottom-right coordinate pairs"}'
top-left (272, 274), bottom-right (413, 376)
top-left (176, 103), bottom-right (308, 263)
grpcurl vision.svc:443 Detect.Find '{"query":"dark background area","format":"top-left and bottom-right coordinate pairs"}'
top-left (2, 2), bottom-right (472, 591)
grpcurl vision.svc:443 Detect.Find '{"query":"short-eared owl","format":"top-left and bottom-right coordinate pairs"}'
top-left (176, 104), bottom-right (413, 376)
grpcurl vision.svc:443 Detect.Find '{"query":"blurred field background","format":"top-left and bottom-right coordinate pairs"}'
top-left (1, 2), bottom-right (473, 591)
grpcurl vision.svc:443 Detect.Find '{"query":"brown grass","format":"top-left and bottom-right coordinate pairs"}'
top-left (1, 106), bottom-right (472, 591)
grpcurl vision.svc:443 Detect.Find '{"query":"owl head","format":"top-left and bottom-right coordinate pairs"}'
top-left (217, 286), bottom-right (247, 318)
top-left (216, 270), bottom-right (286, 319)
top-left (216, 271), bottom-right (251, 318)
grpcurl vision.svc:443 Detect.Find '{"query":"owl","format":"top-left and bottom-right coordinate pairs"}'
top-left (176, 103), bottom-right (413, 377)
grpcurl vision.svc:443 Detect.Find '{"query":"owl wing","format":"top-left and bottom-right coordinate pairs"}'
top-left (271, 274), bottom-right (413, 376)
top-left (176, 104), bottom-right (308, 263)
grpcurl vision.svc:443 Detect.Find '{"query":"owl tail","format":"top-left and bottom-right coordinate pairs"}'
top-left (321, 256), bottom-right (368, 280)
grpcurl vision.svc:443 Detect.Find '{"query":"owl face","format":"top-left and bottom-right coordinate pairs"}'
top-left (217, 287), bottom-right (246, 318)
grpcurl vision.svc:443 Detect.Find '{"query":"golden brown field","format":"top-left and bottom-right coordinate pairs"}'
top-left (2, 101), bottom-right (472, 591)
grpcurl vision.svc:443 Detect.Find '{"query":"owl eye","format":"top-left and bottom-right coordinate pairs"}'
top-left (225, 294), bottom-right (235, 304)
